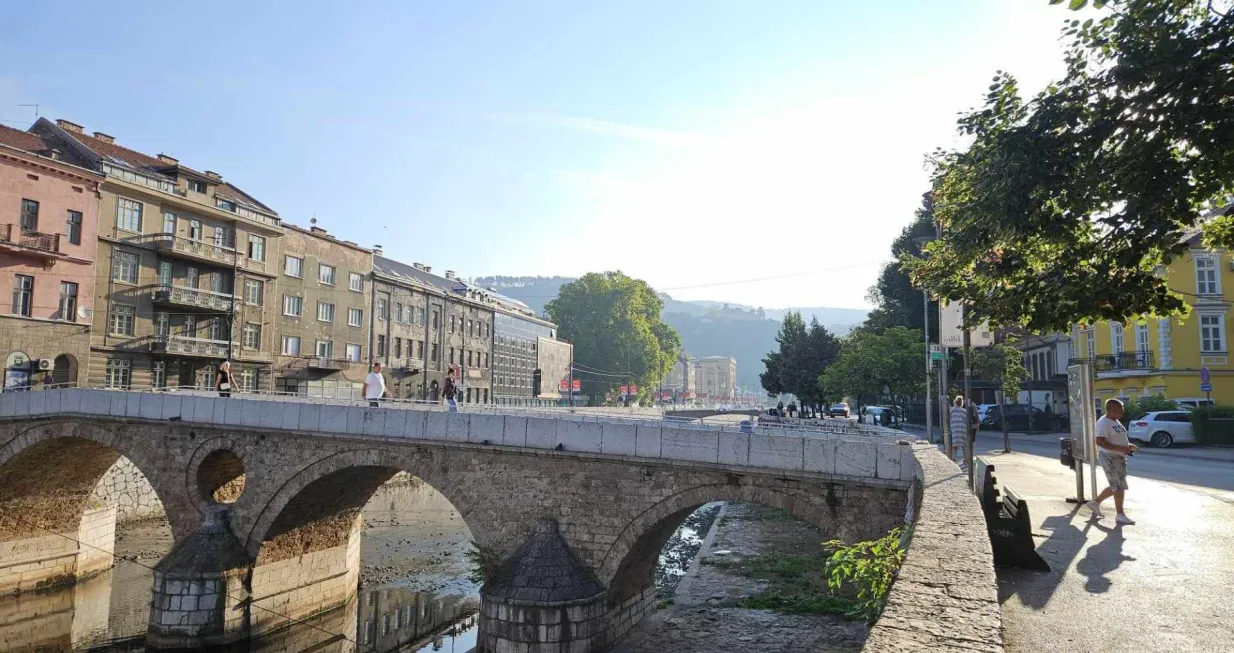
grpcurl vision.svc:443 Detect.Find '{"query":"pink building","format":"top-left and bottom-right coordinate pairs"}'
top-left (0, 125), bottom-right (102, 388)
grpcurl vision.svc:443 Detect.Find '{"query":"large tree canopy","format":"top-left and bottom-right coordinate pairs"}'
top-left (906, 0), bottom-right (1234, 332)
top-left (760, 312), bottom-right (841, 405)
top-left (545, 271), bottom-right (681, 404)
top-left (820, 327), bottom-right (923, 406)
top-left (865, 193), bottom-right (941, 336)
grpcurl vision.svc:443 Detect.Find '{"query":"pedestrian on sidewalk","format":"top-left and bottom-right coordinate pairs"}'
top-left (948, 395), bottom-right (969, 464)
top-left (443, 372), bottom-right (458, 413)
top-left (1086, 398), bottom-right (1139, 524)
top-left (364, 361), bottom-right (390, 408)
top-left (216, 360), bottom-right (235, 399)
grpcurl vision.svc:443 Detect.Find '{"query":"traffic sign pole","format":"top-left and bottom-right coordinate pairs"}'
top-left (1201, 366), bottom-right (1212, 404)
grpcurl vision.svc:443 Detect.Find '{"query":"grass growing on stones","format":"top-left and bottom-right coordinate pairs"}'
top-left (706, 551), bottom-right (856, 616)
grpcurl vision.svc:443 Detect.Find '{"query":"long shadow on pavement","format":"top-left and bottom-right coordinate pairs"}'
top-left (1073, 523), bottom-right (1134, 594)
top-left (996, 507), bottom-right (1093, 610)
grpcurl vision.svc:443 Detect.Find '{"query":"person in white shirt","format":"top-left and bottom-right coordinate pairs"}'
top-left (364, 362), bottom-right (390, 407)
top-left (1086, 398), bottom-right (1139, 524)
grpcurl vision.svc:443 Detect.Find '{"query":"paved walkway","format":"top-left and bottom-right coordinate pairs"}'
top-left (975, 445), bottom-right (1234, 653)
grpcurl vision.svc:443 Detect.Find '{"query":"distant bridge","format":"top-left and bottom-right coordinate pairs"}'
top-left (664, 408), bottom-right (762, 420)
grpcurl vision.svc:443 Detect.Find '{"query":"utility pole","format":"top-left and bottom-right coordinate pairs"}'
top-left (963, 325), bottom-right (974, 486)
top-left (924, 288), bottom-right (933, 444)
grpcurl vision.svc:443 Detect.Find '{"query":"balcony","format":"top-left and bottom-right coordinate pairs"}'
top-left (306, 356), bottom-right (349, 371)
top-left (1070, 352), bottom-right (1156, 376)
top-left (152, 234), bottom-right (237, 266)
top-left (151, 335), bottom-right (230, 359)
top-left (0, 223), bottom-right (70, 260)
top-left (151, 284), bottom-right (236, 313)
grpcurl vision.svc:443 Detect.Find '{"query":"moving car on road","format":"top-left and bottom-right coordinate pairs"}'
top-left (1129, 411), bottom-right (1195, 448)
top-left (829, 402), bottom-right (849, 418)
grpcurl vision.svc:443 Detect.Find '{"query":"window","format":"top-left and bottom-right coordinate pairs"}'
top-left (346, 343), bottom-right (362, 362)
top-left (163, 212), bottom-right (176, 234)
top-left (218, 199), bottom-right (236, 211)
top-left (281, 335), bottom-right (301, 356)
top-left (160, 262), bottom-right (178, 287)
top-left (468, 320), bottom-right (474, 337)
top-left (283, 295), bottom-right (303, 317)
top-left (377, 335), bottom-right (386, 357)
top-left (284, 255), bottom-right (303, 278)
top-left (467, 350), bottom-right (473, 367)
top-left (113, 250), bottom-right (140, 283)
top-left (348, 307), bottom-right (363, 327)
top-left (1196, 255), bottom-right (1221, 295)
top-left (1111, 323), bottom-right (1124, 354)
top-left (417, 307), bottom-right (426, 325)
top-left (450, 315), bottom-right (456, 333)
top-left (1136, 323), bottom-right (1150, 363)
top-left (105, 359), bottom-right (131, 389)
top-left (317, 301), bottom-right (335, 322)
top-left (151, 361), bottom-right (166, 389)
top-left (449, 347), bottom-right (455, 365)
top-left (116, 198), bottom-right (142, 232)
top-left (59, 282), bottom-right (77, 320)
top-left (394, 338), bottom-right (402, 358)
top-left (276, 377), bottom-right (301, 395)
top-left (213, 226), bottom-right (228, 248)
top-left (155, 312), bottom-right (169, 337)
top-left (188, 179), bottom-right (207, 193)
top-left (431, 343), bottom-right (439, 362)
top-left (1086, 327), bottom-right (1095, 358)
top-left (20, 199), bottom-right (39, 232)
top-left (416, 340), bottom-right (424, 359)
top-left (248, 235), bottom-right (265, 261)
top-left (66, 211), bottom-right (82, 245)
top-left (243, 323), bottom-right (261, 349)
top-left (432, 309), bottom-right (439, 329)
top-left (189, 219), bottom-right (202, 241)
top-left (245, 279), bottom-right (264, 305)
top-left (378, 297), bottom-right (388, 321)
top-left (110, 304), bottom-right (136, 336)
top-left (186, 267), bottom-right (199, 288)
top-left (1200, 314), bottom-right (1226, 353)
top-left (210, 272), bottom-right (225, 294)
top-left (238, 368), bottom-right (256, 391)
top-left (183, 315), bottom-right (196, 336)
top-left (208, 317), bottom-right (224, 341)
top-left (349, 272), bottom-right (363, 292)
top-left (395, 303), bottom-right (404, 323)
top-left (316, 340), bottom-right (333, 357)
top-left (12, 275), bottom-right (33, 317)
top-left (318, 264), bottom-right (336, 285)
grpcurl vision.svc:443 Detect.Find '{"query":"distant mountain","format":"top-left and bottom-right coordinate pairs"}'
top-left (473, 275), bottom-right (869, 391)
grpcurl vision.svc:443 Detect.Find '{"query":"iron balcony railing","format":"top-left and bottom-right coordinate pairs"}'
top-left (151, 234), bottom-right (238, 266)
top-left (1069, 351), bottom-right (1155, 372)
top-left (150, 335), bottom-right (230, 358)
top-left (306, 356), bottom-right (349, 371)
top-left (151, 284), bottom-right (236, 312)
top-left (1, 223), bottom-right (62, 255)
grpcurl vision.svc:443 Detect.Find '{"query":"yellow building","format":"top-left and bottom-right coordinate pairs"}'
top-left (1074, 231), bottom-right (1231, 405)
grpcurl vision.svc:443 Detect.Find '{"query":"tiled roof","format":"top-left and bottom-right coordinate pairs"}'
top-left (0, 124), bottom-right (52, 153)
top-left (373, 255), bottom-right (454, 292)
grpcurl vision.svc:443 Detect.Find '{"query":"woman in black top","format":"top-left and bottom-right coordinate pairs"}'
top-left (216, 360), bottom-right (235, 398)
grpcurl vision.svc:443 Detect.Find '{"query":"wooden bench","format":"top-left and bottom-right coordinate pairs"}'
top-left (973, 458), bottom-right (1050, 572)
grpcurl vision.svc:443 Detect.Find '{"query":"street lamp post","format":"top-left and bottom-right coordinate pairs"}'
top-left (915, 237), bottom-right (935, 444)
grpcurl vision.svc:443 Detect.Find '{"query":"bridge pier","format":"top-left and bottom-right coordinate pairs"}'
top-left (0, 503), bottom-right (115, 595)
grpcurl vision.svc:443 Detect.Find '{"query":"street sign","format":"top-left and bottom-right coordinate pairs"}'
top-left (1201, 366), bottom-right (1211, 384)
top-left (1201, 382), bottom-right (1213, 393)
top-left (930, 344), bottom-right (944, 361)
top-left (939, 302), bottom-right (994, 348)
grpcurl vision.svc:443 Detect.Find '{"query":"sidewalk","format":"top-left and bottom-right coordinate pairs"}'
top-left (905, 423), bottom-right (1234, 462)
top-left (982, 448), bottom-right (1234, 652)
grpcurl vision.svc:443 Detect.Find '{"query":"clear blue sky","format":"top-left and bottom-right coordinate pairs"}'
top-left (1, 1), bottom-right (1081, 310)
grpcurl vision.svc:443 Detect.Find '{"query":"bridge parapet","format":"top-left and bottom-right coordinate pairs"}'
top-left (0, 389), bottom-right (914, 484)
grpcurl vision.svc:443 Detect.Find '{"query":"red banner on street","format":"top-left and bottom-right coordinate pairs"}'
top-left (559, 379), bottom-right (569, 391)
top-left (572, 379), bottom-right (581, 391)
top-left (630, 384), bottom-right (639, 393)
top-left (620, 385), bottom-right (629, 394)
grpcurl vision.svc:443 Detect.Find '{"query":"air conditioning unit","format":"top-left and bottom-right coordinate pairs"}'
top-left (36, 359), bottom-right (53, 371)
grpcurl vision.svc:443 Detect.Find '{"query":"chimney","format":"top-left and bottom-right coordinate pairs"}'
top-left (310, 226), bottom-right (327, 235)
top-left (55, 119), bottom-right (83, 134)
top-left (412, 262), bottom-right (424, 270)
top-left (444, 270), bottom-right (456, 280)
top-left (42, 149), bottom-right (61, 161)
top-left (423, 265), bottom-right (431, 274)
top-left (205, 171), bottom-right (222, 180)
top-left (157, 153), bottom-right (178, 165)
top-left (92, 132), bottom-right (114, 144)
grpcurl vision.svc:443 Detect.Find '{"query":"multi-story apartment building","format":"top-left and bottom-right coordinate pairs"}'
top-left (488, 294), bottom-right (568, 407)
top-left (30, 119), bottom-right (282, 391)
top-left (271, 223), bottom-right (373, 397)
top-left (1008, 331), bottom-right (1072, 413)
top-left (694, 356), bottom-right (737, 401)
top-left (0, 125), bottom-right (104, 389)
top-left (1071, 226), bottom-right (1234, 405)
top-left (371, 257), bottom-right (494, 403)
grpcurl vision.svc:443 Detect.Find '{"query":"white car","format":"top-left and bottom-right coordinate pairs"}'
top-left (1173, 398), bottom-right (1214, 411)
top-left (1128, 411), bottom-right (1195, 448)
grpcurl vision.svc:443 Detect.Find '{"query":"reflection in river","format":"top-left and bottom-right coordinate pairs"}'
top-left (0, 477), bottom-right (480, 652)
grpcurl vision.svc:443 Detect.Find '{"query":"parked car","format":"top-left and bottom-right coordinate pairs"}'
top-left (975, 404), bottom-right (997, 422)
top-left (981, 404), bottom-right (1068, 431)
top-left (1129, 411), bottom-right (1195, 448)
top-left (829, 402), bottom-right (850, 418)
top-left (1173, 398), bottom-right (1214, 411)
top-left (863, 406), bottom-right (899, 426)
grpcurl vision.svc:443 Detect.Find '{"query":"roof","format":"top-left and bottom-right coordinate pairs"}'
top-left (284, 222), bottom-right (374, 254)
top-left (483, 519), bottom-right (605, 603)
top-left (373, 255), bottom-right (454, 293)
top-left (0, 124), bottom-right (53, 153)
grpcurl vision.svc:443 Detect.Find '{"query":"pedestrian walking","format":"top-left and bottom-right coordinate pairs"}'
top-left (1086, 398), bottom-right (1139, 524)
top-left (364, 361), bottom-right (390, 408)
top-left (216, 360), bottom-right (235, 398)
top-left (948, 395), bottom-right (969, 464)
top-left (443, 372), bottom-right (458, 413)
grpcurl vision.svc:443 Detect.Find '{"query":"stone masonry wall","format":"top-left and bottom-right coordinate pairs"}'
top-left (863, 443), bottom-right (1003, 652)
top-left (89, 457), bottom-right (166, 524)
top-left (605, 584), bottom-right (658, 647)
top-left (250, 516), bottom-right (363, 636)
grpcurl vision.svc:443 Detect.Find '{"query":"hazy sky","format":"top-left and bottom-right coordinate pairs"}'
top-left (1, 1), bottom-right (1081, 310)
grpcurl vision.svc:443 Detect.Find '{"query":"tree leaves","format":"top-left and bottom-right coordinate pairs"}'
top-left (760, 313), bottom-right (840, 405)
top-left (820, 327), bottom-right (924, 405)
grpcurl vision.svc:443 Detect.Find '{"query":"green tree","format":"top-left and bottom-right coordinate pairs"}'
top-left (970, 343), bottom-right (1030, 451)
top-left (545, 271), bottom-right (681, 405)
top-left (760, 313), bottom-right (840, 406)
top-left (821, 327), bottom-right (924, 410)
top-left (905, 0), bottom-right (1234, 332)
top-left (864, 193), bottom-right (941, 336)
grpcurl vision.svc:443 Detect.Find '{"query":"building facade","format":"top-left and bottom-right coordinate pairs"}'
top-left (1072, 228), bottom-right (1234, 406)
top-left (271, 224), bottom-right (373, 397)
top-left (662, 355), bottom-right (696, 401)
top-left (491, 303), bottom-right (562, 406)
top-left (693, 356), bottom-right (737, 401)
top-left (0, 125), bottom-right (104, 389)
top-left (1008, 331), bottom-right (1071, 413)
top-left (31, 119), bottom-right (282, 392)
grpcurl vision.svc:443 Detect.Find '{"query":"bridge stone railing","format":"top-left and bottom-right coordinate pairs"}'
top-left (0, 389), bottom-right (915, 484)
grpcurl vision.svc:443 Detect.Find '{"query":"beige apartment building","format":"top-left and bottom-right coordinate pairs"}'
top-left (663, 355), bottom-right (696, 400)
top-left (31, 118), bottom-right (282, 390)
top-left (271, 223), bottom-right (373, 397)
top-left (694, 356), bottom-right (737, 401)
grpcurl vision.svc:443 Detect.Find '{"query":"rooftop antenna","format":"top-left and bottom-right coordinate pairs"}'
top-left (310, 216), bottom-right (317, 225)
top-left (17, 103), bottom-right (38, 117)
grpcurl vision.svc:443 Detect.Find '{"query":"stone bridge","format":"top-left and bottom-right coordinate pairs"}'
top-left (0, 389), bottom-right (918, 652)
